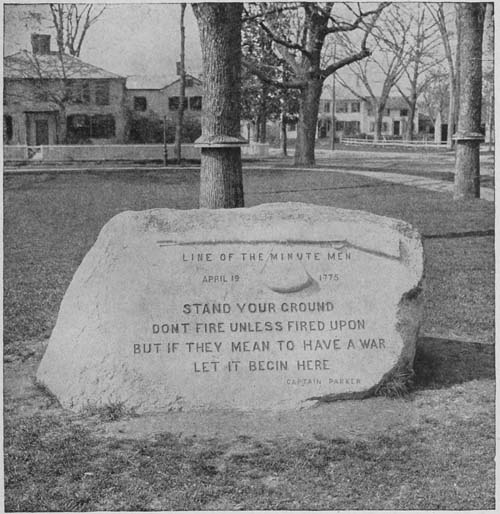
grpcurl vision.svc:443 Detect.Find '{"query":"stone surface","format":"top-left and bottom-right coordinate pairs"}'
top-left (36, 203), bottom-right (424, 412)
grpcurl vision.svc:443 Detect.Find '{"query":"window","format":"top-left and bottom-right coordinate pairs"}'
top-left (134, 96), bottom-right (147, 111)
top-left (336, 120), bottom-right (344, 131)
top-left (288, 122), bottom-right (297, 131)
top-left (382, 122), bottom-right (389, 133)
top-left (323, 101), bottom-right (331, 113)
top-left (384, 108), bottom-right (390, 116)
top-left (169, 97), bottom-right (178, 110)
top-left (34, 88), bottom-right (49, 102)
top-left (67, 114), bottom-right (115, 139)
top-left (69, 114), bottom-right (90, 129)
top-left (185, 77), bottom-right (194, 88)
top-left (169, 96), bottom-right (188, 110)
top-left (400, 109), bottom-right (408, 117)
top-left (318, 119), bottom-right (330, 138)
top-left (336, 102), bottom-right (348, 113)
top-left (70, 81), bottom-right (90, 104)
top-left (67, 114), bottom-right (91, 140)
top-left (91, 114), bottom-right (115, 138)
top-left (369, 122), bottom-right (375, 132)
top-left (351, 102), bottom-right (360, 113)
top-left (344, 120), bottom-right (360, 135)
top-left (95, 81), bottom-right (110, 105)
top-left (4, 115), bottom-right (13, 142)
top-left (189, 96), bottom-right (202, 110)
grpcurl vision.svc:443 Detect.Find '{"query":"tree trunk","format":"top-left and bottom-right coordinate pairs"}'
top-left (198, 148), bottom-right (244, 207)
top-left (294, 80), bottom-right (322, 166)
top-left (259, 117), bottom-right (267, 143)
top-left (58, 106), bottom-right (67, 144)
top-left (374, 105), bottom-right (384, 142)
top-left (454, 3), bottom-right (484, 200)
top-left (446, 72), bottom-right (456, 149)
top-left (257, 112), bottom-right (267, 143)
top-left (484, 3), bottom-right (494, 152)
top-left (435, 4), bottom-right (457, 149)
top-left (488, 89), bottom-right (494, 152)
top-left (174, 3), bottom-right (186, 164)
top-left (258, 81), bottom-right (268, 143)
top-left (330, 74), bottom-right (336, 150)
top-left (193, 3), bottom-right (244, 208)
top-left (406, 97), bottom-right (417, 141)
top-left (280, 112), bottom-right (287, 156)
top-left (454, 5), bottom-right (461, 142)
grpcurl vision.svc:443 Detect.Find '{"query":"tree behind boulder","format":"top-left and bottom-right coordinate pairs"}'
top-left (454, 3), bottom-right (485, 200)
top-left (193, 3), bottom-right (244, 208)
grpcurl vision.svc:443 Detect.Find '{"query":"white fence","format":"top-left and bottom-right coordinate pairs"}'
top-left (4, 142), bottom-right (269, 163)
top-left (3, 144), bottom-right (199, 163)
top-left (341, 137), bottom-right (448, 148)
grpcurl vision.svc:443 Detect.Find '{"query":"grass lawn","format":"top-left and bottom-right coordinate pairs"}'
top-left (3, 165), bottom-right (495, 510)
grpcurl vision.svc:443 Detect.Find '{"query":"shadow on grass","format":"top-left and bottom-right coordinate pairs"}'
top-left (423, 229), bottom-right (494, 239)
top-left (414, 336), bottom-right (494, 389)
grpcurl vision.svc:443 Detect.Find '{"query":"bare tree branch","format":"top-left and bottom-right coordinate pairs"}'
top-left (242, 58), bottom-right (307, 89)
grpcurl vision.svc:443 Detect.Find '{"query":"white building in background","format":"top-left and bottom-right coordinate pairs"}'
top-left (317, 95), bottom-right (434, 141)
top-left (4, 34), bottom-right (128, 146)
top-left (126, 74), bottom-right (202, 119)
top-left (125, 73), bottom-right (203, 143)
top-left (242, 92), bottom-right (435, 145)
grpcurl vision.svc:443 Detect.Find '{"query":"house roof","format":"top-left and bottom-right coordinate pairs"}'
top-left (126, 73), bottom-right (202, 90)
top-left (4, 50), bottom-right (124, 80)
top-left (333, 96), bottom-right (410, 109)
top-left (384, 97), bottom-right (410, 110)
top-left (126, 75), bottom-right (174, 90)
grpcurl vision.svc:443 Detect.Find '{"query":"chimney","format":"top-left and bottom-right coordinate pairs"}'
top-left (31, 34), bottom-right (51, 55)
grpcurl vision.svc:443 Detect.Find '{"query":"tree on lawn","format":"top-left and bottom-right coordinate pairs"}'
top-left (426, 3), bottom-right (460, 149)
top-left (241, 22), bottom-right (281, 143)
top-left (482, 3), bottom-right (494, 151)
top-left (335, 4), bottom-right (413, 142)
top-left (393, 5), bottom-right (443, 141)
top-left (243, 2), bottom-right (387, 165)
top-left (241, 71), bottom-right (280, 143)
top-left (241, 18), bottom-right (300, 147)
top-left (278, 71), bottom-right (301, 156)
top-left (454, 2), bottom-right (486, 200)
top-left (174, 3), bottom-right (187, 163)
top-left (192, 3), bottom-right (245, 208)
top-left (420, 66), bottom-right (450, 136)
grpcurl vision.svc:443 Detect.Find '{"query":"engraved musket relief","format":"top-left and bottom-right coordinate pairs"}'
top-left (37, 203), bottom-right (424, 412)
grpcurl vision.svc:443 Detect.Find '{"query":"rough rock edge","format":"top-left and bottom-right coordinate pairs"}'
top-left (307, 278), bottom-right (424, 405)
top-left (37, 203), bottom-right (425, 412)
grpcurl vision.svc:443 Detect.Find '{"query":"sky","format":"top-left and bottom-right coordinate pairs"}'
top-left (3, 3), bottom-right (203, 80)
top-left (3, 2), bottom-right (492, 100)
top-left (3, 1), bottom-right (390, 95)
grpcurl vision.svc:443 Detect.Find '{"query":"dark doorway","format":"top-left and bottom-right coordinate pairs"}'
top-left (393, 120), bottom-right (400, 136)
top-left (35, 119), bottom-right (49, 145)
top-left (4, 115), bottom-right (13, 143)
top-left (441, 123), bottom-right (448, 143)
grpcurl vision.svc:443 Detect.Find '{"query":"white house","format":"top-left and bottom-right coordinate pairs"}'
top-left (317, 95), bottom-right (433, 140)
top-left (4, 34), bottom-right (128, 145)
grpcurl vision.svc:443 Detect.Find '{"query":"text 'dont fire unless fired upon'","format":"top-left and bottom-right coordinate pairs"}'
top-left (36, 203), bottom-right (424, 412)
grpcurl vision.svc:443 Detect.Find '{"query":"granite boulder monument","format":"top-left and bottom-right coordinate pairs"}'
top-left (36, 202), bottom-right (424, 412)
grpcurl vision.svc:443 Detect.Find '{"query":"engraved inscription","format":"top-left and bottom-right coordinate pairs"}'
top-left (134, 243), bottom-right (396, 394)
